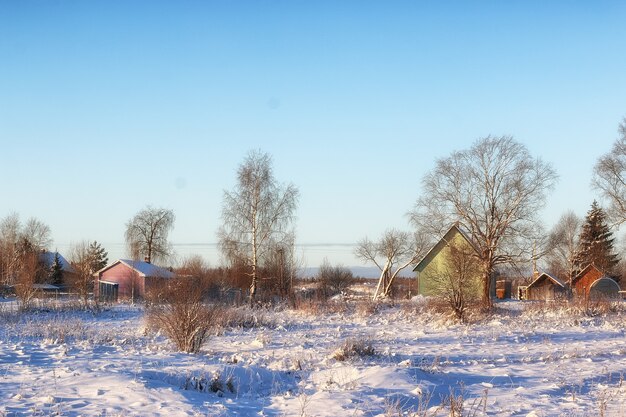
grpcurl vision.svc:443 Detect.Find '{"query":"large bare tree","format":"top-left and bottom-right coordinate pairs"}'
top-left (125, 206), bottom-right (175, 264)
top-left (355, 228), bottom-right (430, 300)
top-left (593, 118), bottom-right (626, 225)
top-left (218, 150), bottom-right (299, 303)
top-left (410, 136), bottom-right (557, 308)
top-left (545, 211), bottom-right (581, 284)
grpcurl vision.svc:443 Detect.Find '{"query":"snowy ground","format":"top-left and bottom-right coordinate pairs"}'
top-left (1, 298), bottom-right (626, 416)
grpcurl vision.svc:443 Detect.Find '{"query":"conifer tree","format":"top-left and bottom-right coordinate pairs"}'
top-left (49, 252), bottom-right (64, 286)
top-left (88, 241), bottom-right (108, 273)
top-left (573, 201), bottom-right (620, 276)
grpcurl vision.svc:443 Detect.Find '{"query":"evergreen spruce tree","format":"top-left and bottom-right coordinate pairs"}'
top-left (49, 252), bottom-right (64, 286)
top-left (88, 241), bottom-right (108, 274)
top-left (573, 201), bottom-right (620, 277)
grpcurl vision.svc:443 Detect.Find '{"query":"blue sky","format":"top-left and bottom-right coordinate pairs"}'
top-left (1, 1), bottom-right (625, 268)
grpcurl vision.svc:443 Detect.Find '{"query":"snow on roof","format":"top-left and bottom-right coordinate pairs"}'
top-left (527, 272), bottom-right (566, 289)
top-left (118, 259), bottom-right (175, 278)
top-left (572, 263), bottom-right (609, 284)
top-left (39, 251), bottom-right (76, 274)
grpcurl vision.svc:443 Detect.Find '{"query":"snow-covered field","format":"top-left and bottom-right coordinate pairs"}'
top-left (1, 298), bottom-right (626, 416)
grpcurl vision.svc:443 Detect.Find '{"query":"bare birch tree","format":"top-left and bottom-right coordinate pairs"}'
top-left (355, 228), bottom-right (430, 300)
top-left (593, 118), bottom-right (626, 225)
top-left (409, 136), bottom-right (557, 308)
top-left (545, 211), bottom-right (581, 285)
top-left (218, 150), bottom-right (299, 303)
top-left (0, 213), bottom-right (22, 287)
top-left (125, 206), bottom-right (175, 264)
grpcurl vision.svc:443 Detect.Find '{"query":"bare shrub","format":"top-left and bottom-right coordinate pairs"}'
top-left (317, 259), bottom-right (353, 299)
top-left (147, 277), bottom-right (219, 353)
top-left (355, 299), bottom-right (379, 317)
top-left (332, 338), bottom-right (377, 361)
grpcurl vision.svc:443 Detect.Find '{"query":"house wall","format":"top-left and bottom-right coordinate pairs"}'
top-left (416, 228), bottom-right (483, 298)
top-left (99, 263), bottom-right (145, 299)
top-left (573, 267), bottom-right (603, 298)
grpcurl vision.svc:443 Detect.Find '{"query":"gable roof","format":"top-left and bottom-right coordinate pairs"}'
top-left (96, 259), bottom-right (175, 279)
top-left (527, 272), bottom-right (566, 289)
top-left (39, 251), bottom-right (76, 274)
top-left (413, 223), bottom-right (480, 272)
top-left (572, 264), bottom-right (608, 284)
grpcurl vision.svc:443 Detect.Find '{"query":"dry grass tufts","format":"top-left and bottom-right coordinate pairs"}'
top-left (332, 338), bottom-right (377, 361)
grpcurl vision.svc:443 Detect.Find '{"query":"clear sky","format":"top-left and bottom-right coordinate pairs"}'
top-left (1, 1), bottom-right (625, 269)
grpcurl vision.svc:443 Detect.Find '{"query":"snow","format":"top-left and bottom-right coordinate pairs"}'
top-left (39, 251), bottom-right (76, 274)
top-left (1, 300), bottom-right (626, 416)
top-left (117, 259), bottom-right (175, 278)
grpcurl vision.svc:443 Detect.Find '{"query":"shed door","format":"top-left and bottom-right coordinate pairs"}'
top-left (99, 282), bottom-right (119, 302)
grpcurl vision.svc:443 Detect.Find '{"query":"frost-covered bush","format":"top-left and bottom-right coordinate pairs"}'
top-left (332, 338), bottom-right (377, 361)
top-left (147, 278), bottom-right (222, 353)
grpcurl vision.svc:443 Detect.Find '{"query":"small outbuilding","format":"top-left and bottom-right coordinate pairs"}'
top-left (94, 259), bottom-right (175, 302)
top-left (525, 272), bottom-right (567, 301)
top-left (571, 264), bottom-right (621, 300)
top-left (413, 223), bottom-right (491, 298)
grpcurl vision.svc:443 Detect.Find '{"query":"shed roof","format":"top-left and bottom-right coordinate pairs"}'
top-left (572, 264), bottom-right (609, 284)
top-left (527, 272), bottom-right (566, 289)
top-left (96, 259), bottom-right (175, 278)
top-left (39, 251), bottom-right (76, 274)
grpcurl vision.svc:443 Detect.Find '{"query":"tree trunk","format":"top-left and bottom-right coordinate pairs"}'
top-left (372, 261), bottom-right (390, 300)
top-left (482, 258), bottom-right (493, 309)
top-left (249, 268), bottom-right (257, 306)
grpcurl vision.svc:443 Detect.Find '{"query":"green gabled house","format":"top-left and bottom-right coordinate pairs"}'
top-left (413, 223), bottom-right (488, 298)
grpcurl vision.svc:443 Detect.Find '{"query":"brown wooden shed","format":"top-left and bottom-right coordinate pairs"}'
top-left (571, 264), bottom-right (620, 299)
top-left (525, 272), bottom-right (567, 301)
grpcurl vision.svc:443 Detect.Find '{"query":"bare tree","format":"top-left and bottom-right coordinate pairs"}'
top-left (593, 118), bottom-right (626, 226)
top-left (545, 211), bottom-right (581, 285)
top-left (429, 242), bottom-right (482, 322)
top-left (219, 150), bottom-right (299, 303)
top-left (410, 136), bottom-right (557, 308)
top-left (22, 217), bottom-right (52, 251)
top-left (125, 206), bottom-right (175, 264)
top-left (14, 251), bottom-right (44, 310)
top-left (69, 241), bottom-right (93, 306)
top-left (0, 214), bottom-right (51, 288)
top-left (355, 228), bottom-right (430, 300)
top-left (0, 213), bottom-right (21, 287)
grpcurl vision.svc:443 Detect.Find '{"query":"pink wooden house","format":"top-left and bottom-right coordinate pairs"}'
top-left (95, 259), bottom-right (175, 302)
